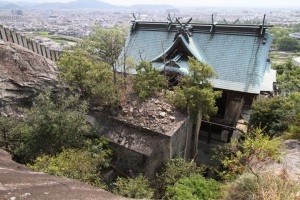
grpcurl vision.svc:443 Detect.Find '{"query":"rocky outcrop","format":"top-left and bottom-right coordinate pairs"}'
top-left (255, 140), bottom-right (300, 182)
top-left (0, 149), bottom-right (128, 200)
top-left (0, 40), bottom-right (58, 115)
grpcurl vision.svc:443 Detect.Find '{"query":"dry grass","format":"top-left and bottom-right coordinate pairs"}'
top-left (223, 173), bottom-right (300, 200)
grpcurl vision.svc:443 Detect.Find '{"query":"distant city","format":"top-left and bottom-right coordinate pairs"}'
top-left (0, 0), bottom-right (299, 50)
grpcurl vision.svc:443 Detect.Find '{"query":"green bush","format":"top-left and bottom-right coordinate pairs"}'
top-left (166, 174), bottom-right (221, 200)
top-left (273, 60), bottom-right (300, 94)
top-left (58, 48), bottom-right (118, 106)
top-left (133, 61), bottom-right (167, 100)
top-left (11, 91), bottom-right (93, 163)
top-left (213, 128), bottom-right (282, 180)
top-left (250, 96), bottom-right (295, 136)
top-left (155, 158), bottom-right (205, 199)
top-left (29, 139), bottom-right (111, 188)
top-left (113, 174), bottom-right (154, 199)
top-left (278, 37), bottom-right (300, 51)
top-left (223, 173), bottom-right (300, 200)
top-left (0, 116), bottom-right (18, 152)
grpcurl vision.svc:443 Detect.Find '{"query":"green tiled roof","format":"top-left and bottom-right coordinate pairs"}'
top-left (118, 22), bottom-right (273, 94)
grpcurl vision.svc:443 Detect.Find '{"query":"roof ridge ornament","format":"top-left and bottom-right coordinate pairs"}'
top-left (174, 17), bottom-right (193, 43)
top-left (260, 14), bottom-right (266, 36)
top-left (167, 13), bottom-right (175, 31)
top-left (130, 13), bottom-right (141, 34)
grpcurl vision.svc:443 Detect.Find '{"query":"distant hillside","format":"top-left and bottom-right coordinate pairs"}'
top-left (0, 1), bottom-right (11, 7)
top-left (0, 0), bottom-right (175, 10)
top-left (35, 0), bottom-right (115, 9)
top-left (34, 2), bottom-right (66, 9)
top-left (130, 4), bottom-right (175, 10)
top-left (0, 3), bottom-right (23, 9)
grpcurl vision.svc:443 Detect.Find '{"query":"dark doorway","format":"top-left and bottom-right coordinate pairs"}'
top-left (215, 90), bottom-right (227, 118)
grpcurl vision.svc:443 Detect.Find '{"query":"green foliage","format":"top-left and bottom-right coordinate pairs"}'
top-left (113, 174), bottom-right (154, 199)
top-left (269, 27), bottom-right (292, 47)
top-left (155, 158), bottom-right (205, 199)
top-left (12, 91), bottom-right (93, 163)
top-left (29, 139), bottom-right (111, 188)
top-left (133, 61), bottom-right (167, 100)
top-left (167, 57), bottom-right (221, 119)
top-left (250, 96), bottom-right (297, 136)
top-left (165, 174), bottom-right (221, 200)
top-left (278, 37), bottom-right (300, 51)
top-left (223, 173), bottom-right (300, 200)
top-left (0, 116), bottom-right (18, 152)
top-left (283, 92), bottom-right (300, 139)
top-left (57, 48), bottom-right (118, 106)
top-left (81, 26), bottom-right (127, 66)
top-left (273, 59), bottom-right (300, 93)
top-left (213, 128), bottom-right (282, 180)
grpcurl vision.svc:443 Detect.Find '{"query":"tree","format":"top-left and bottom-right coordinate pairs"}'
top-left (273, 59), bottom-right (300, 93)
top-left (12, 91), bottom-right (93, 163)
top-left (113, 174), bottom-right (154, 199)
top-left (269, 27), bottom-right (292, 47)
top-left (250, 96), bottom-right (296, 136)
top-left (80, 26), bottom-right (127, 84)
top-left (284, 92), bottom-right (300, 139)
top-left (133, 61), bottom-right (168, 100)
top-left (154, 158), bottom-right (205, 199)
top-left (57, 48), bottom-right (119, 107)
top-left (165, 174), bottom-right (221, 200)
top-left (167, 57), bottom-right (221, 157)
top-left (29, 139), bottom-right (111, 188)
top-left (278, 37), bottom-right (300, 51)
top-left (0, 116), bottom-right (18, 152)
top-left (81, 26), bottom-right (126, 67)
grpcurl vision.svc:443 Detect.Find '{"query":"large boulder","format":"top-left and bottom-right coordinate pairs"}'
top-left (0, 40), bottom-right (58, 115)
top-left (0, 149), bottom-right (128, 200)
top-left (256, 139), bottom-right (300, 182)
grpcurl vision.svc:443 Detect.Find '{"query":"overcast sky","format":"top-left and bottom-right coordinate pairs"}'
top-left (7, 0), bottom-right (300, 8)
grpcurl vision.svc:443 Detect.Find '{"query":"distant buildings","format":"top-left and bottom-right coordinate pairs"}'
top-left (11, 10), bottom-right (23, 16)
top-left (293, 57), bottom-right (300, 66)
top-left (289, 32), bottom-right (300, 40)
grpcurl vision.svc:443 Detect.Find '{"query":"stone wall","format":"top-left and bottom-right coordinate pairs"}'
top-left (0, 25), bottom-right (61, 61)
top-left (87, 113), bottom-right (191, 178)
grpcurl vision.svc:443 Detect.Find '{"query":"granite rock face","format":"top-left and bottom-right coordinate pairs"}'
top-left (254, 139), bottom-right (300, 182)
top-left (0, 40), bottom-right (58, 115)
top-left (0, 149), bottom-right (128, 200)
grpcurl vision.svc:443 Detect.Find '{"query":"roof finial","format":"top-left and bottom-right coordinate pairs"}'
top-left (167, 13), bottom-right (175, 31)
top-left (131, 13), bottom-right (141, 34)
top-left (174, 17), bottom-right (193, 42)
top-left (260, 14), bottom-right (266, 36)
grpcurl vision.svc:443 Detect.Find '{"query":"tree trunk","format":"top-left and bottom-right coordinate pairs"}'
top-left (184, 116), bottom-right (193, 160)
top-left (193, 109), bottom-right (202, 159)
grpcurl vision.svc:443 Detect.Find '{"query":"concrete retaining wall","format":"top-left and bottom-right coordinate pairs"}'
top-left (0, 25), bottom-right (61, 61)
